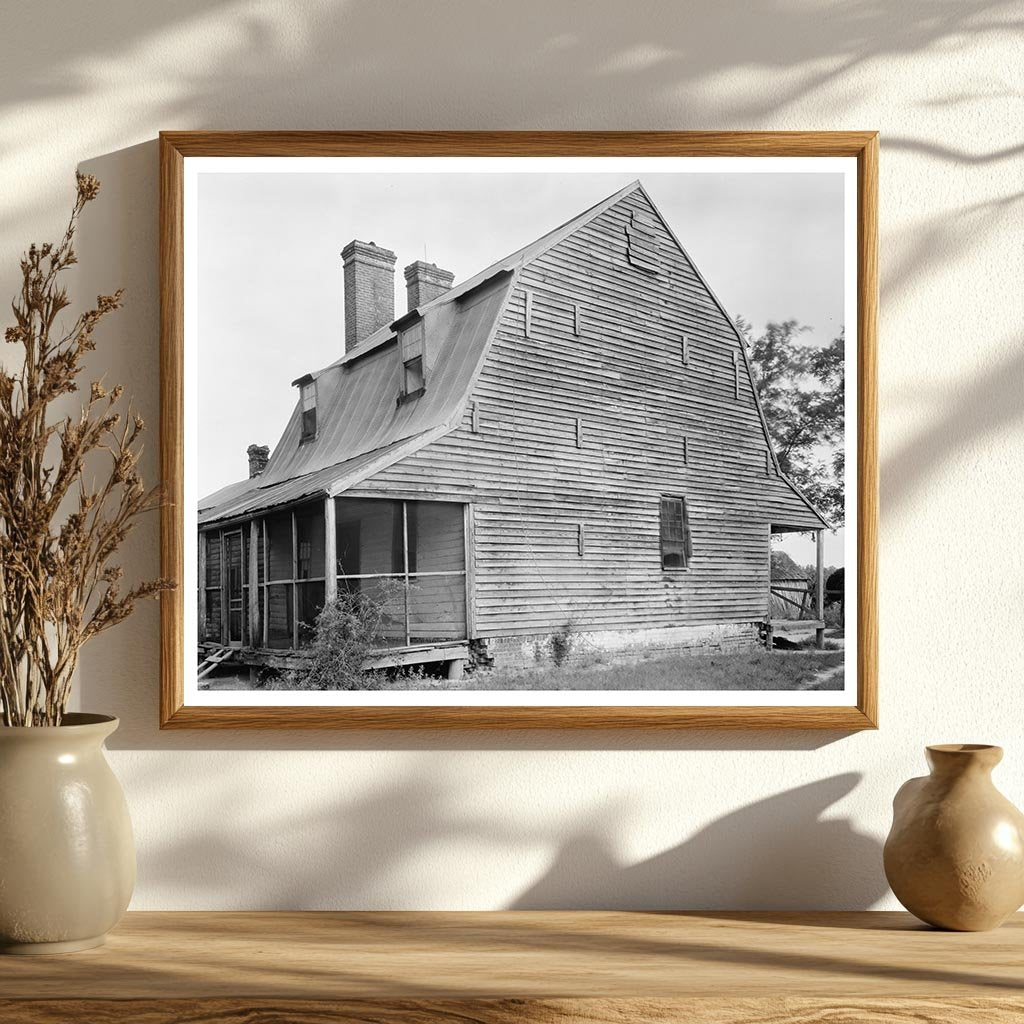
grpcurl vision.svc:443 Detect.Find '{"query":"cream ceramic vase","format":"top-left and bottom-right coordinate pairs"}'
top-left (0, 713), bottom-right (134, 953)
top-left (884, 744), bottom-right (1024, 931)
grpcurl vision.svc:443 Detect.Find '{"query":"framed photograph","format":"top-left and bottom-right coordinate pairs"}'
top-left (159, 132), bottom-right (877, 729)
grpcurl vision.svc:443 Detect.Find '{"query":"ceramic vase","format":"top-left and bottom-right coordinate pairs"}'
top-left (0, 713), bottom-right (135, 953)
top-left (884, 744), bottom-right (1024, 931)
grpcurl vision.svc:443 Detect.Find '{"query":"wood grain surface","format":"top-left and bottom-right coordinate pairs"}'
top-left (4, 997), bottom-right (1024, 1024)
top-left (1, 911), bottom-right (1022, 1023)
top-left (159, 131), bottom-right (879, 730)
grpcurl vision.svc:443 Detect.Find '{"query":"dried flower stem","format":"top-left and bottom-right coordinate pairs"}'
top-left (0, 174), bottom-right (174, 726)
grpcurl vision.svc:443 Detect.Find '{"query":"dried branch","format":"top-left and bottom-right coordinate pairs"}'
top-left (0, 174), bottom-right (175, 726)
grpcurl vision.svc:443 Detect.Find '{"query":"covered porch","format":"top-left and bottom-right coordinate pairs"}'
top-left (199, 495), bottom-right (470, 663)
top-left (766, 524), bottom-right (830, 651)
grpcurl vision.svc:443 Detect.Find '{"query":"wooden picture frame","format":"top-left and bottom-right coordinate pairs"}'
top-left (160, 131), bottom-right (878, 730)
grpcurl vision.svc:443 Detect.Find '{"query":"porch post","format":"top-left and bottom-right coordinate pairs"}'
top-left (198, 531), bottom-right (207, 641)
top-left (248, 519), bottom-right (259, 646)
top-left (324, 495), bottom-right (337, 603)
top-left (261, 520), bottom-right (269, 648)
top-left (402, 500), bottom-right (411, 646)
top-left (291, 510), bottom-right (299, 650)
top-left (815, 529), bottom-right (825, 650)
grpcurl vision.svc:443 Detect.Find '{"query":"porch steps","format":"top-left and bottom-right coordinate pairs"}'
top-left (197, 646), bottom-right (235, 681)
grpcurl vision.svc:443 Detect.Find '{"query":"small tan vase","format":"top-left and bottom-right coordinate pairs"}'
top-left (884, 744), bottom-right (1024, 931)
top-left (0, 713), bottom-right (135, 953)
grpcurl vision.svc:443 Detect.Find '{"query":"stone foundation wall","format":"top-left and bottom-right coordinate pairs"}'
top-left (470, 622), bottom-right (761, 671)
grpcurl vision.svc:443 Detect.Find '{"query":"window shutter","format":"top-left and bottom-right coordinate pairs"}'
top-left (660, 496), bottom-right (690, 569)
top-left (524, 290), bottom-right (534, 337)
top-left (626, 211), bottom-right (661, 273)
top-left (573, 304), bottom-right (582, 336)
top-left (681, 335), bottom-right (690, 366)
top-left (681, 498), bottom-right (693, 563)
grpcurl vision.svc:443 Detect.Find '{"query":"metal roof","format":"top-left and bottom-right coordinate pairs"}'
top-left (198, 177), bottom-right (828, 534)
top-left (198, 182), bottom-right (643, 527)
top-left (197, 436), bottom-right (430, 526)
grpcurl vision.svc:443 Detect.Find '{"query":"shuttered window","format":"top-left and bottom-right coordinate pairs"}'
top-left (626, 211), bottom-right (660, 273)
top-left (300, 381), bottom-right (317, 441)
top-left (660, 496), bottom-right (692, 570)
top-left (400, 321), bottom-right (426, 399)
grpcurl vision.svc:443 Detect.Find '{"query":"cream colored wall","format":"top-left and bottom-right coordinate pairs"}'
top-left (2, 1), bottom-right (1020, 910)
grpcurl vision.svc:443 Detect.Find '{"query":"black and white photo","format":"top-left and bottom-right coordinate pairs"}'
top-left (161, 142), bottom-right (872, 723)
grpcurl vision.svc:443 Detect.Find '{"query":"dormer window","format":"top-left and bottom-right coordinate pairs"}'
top-left (404, 356), bottom-right (424, 394)
top-left (399, 318), bottom-right (426, 401)
top-left (299, 379), bottom-right (317, 441)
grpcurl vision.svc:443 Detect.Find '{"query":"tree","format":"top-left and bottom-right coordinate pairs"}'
top-left (739, 318), bottom-right (845, 526)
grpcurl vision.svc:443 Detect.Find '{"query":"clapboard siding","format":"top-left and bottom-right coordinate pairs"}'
top-left (354, 188), bottom-right (821, 638)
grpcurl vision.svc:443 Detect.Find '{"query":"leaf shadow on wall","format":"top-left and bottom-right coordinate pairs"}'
top-left (510, 774), bottom-right (887, 911)
top-left (0, 0), bottom-right (1019, 240)
top-left (131, 761), bottom-right (886, 912)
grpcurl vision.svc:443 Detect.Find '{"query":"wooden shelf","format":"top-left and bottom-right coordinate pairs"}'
top-left (1, 911), bottom-right (1022, 1022)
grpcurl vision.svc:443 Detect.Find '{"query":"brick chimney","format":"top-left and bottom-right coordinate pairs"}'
top-left (247, 444), bottom-right (270, 478)
top-left (341, 240), bottom-right (397, 351)
top-left (404, 260), bottom-right (454, 311)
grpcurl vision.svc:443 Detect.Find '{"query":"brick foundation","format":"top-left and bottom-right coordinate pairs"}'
top-left (470, 623), bottom-right (761, 671)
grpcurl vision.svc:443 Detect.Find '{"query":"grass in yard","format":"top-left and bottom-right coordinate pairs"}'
top-left (390, 648), bottom-right (846, 692)
top-left (200, 648), bottom-right (847, 693)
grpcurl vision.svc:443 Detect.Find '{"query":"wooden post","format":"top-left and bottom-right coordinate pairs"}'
top-left (261, 520), bottom-right (269, 648)
top-left (324, 496), bottom-right (337, 604)
top-left (291, 510), bottom-right (299, 650)
top-left (815, 529), bottom-right (825, 650)
top-left (248, 520), bottom-right (259, 646)
top-left (464, 504), bottom-right (476, 640)
top-left (198, 531), bottom-right (207, 641)
top-left (402, 500), bottom-right (411, 646)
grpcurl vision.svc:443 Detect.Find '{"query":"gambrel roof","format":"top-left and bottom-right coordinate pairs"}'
top-left (199, 180), bottom-right (828, 530)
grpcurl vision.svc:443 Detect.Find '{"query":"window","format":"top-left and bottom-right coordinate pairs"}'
top-left (403, 356), bottom-right (425, 395)
top-left (660, 496), bottom-right (692, 570)
top-left (400, 320), bottom-right (426, 399)
top-left (300, 381), bottom-right (317, 441)
top-left (626, 210), bottom-right (660, 273)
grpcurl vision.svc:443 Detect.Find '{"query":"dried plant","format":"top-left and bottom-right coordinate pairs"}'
top-left (0, 173), bottom-right (173, 726)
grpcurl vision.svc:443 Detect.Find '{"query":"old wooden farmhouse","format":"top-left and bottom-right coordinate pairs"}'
top-left (198, 180), bottom-right (829, 678)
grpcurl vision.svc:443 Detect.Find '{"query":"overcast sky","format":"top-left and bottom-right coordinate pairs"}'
top-left (197, 167), bottom-right (845, 564)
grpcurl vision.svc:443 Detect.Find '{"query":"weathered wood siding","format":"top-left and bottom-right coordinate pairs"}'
top-left (351, 189), bottom-right (824, 638)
